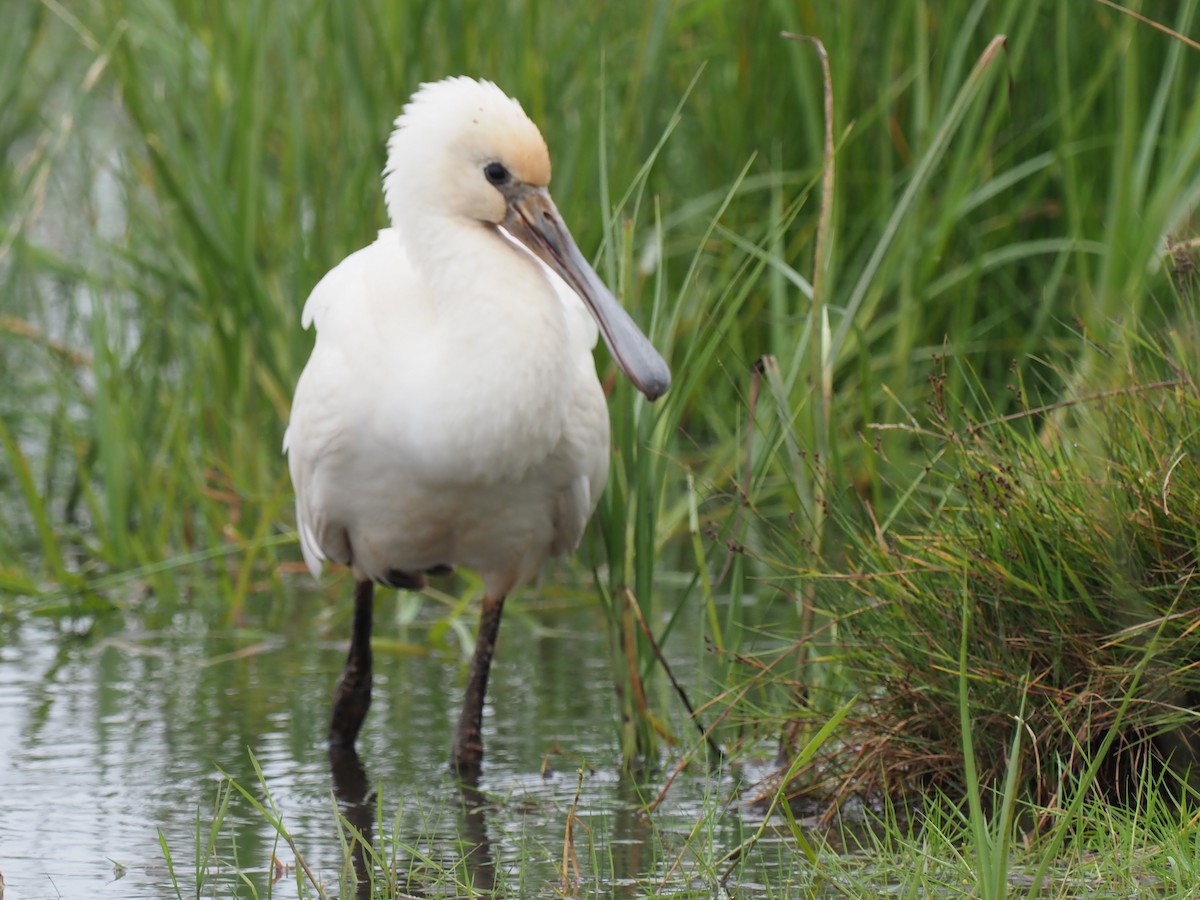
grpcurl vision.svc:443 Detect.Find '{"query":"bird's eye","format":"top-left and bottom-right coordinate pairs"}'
top-left (483, 162), bottom-right (511, 186)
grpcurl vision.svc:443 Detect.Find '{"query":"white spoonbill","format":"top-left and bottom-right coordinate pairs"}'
top-left (284, 76), bottom-right (670, 775)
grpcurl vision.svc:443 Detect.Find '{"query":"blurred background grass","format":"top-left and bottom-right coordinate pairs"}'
top-left (3, 0), bottom-right (1200, 799)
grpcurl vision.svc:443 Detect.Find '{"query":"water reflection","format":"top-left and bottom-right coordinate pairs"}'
top-left (457, 773), bottom-right (498, 896)
top-left (328, 744), bottom-right (374, 899)
top-left (328, 743), bottom-right (503, 897)
top-left (0, 589), bottom-right (798, 896)
top-left (609, 776), bottom-right (654, 898)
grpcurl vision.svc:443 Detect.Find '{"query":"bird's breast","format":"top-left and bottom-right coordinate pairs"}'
top-left (288, 224), bottom-right (610, 588)
top-left (375, 273), bottom-right (582, 487)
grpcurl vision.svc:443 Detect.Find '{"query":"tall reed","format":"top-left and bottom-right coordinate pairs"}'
top-left (4, 1), bottom-right (1200, 786)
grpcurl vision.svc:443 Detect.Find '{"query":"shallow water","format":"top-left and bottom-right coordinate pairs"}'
top-left (0, 585), bottom-right (804, 898)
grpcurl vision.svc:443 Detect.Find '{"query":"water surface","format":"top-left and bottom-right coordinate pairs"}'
top-left (0, 585), bottom-right (802, 898)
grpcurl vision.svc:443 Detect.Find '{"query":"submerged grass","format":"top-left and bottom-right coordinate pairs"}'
top-left (162, 750), bottom-right (792, 898)
top-left (164, 741), bottom-right (1200, 898)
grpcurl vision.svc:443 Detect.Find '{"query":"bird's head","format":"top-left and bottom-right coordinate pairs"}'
top-left (382, 76), bottom-right (670, 402)
top-left (384, 76), bottom-right (549, 225)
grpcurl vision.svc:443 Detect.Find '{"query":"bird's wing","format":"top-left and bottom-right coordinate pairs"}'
top-left (285, 231), bottom-right (422, 578)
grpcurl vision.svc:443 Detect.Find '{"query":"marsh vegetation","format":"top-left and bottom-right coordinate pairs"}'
top-left (4, 0), bottom-right (1200, 895)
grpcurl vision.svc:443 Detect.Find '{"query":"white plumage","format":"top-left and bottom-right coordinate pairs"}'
top-left (282, 77), bottom-right (669, 770)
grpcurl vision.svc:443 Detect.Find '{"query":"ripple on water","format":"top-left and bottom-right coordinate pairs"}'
top-left (0, 594), bottom-right (796, 897)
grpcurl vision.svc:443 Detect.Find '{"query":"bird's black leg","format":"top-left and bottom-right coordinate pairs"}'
top-left (452, 593), bottom-right (506, 776)
top-left (329, 579), bottom-right (374, 746)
